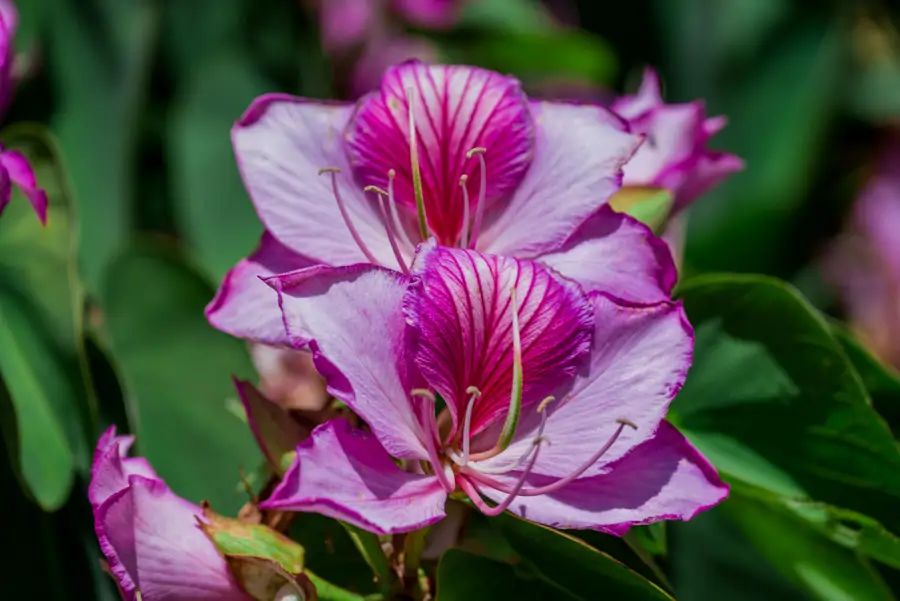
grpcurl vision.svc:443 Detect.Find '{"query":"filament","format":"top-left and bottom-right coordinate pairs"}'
top-left (466, 147), bottom-right (487, 249)
top-left (460, 386), bottom-right (481, 465)
top-left (366, 185), bottom-right (409, 274)
top-left (459, 174), bottom-right (471, 248)
top-left (410, 389), bottom-right (455, 492)
top-left (319, 167), bottom-right (379, 264)
top-left (459, 435), bottom-right (547, 517)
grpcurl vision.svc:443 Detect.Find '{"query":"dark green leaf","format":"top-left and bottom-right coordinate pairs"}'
top-left (100, 242), bottom-right (261, 513)
top-left (436, 548), bottom-right (570, 601)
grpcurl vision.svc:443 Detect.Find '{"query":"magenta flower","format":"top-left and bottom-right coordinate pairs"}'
top-left (207, 61), bottom-right (676, 345)
top-left (611, 68), bottom-right (744, 213)
top-left (259, 242), bottom-right (727, 534)
top-left (89, 427), bottom-right (251, 601)
top-left (0, 1), bottom-right (48, 225)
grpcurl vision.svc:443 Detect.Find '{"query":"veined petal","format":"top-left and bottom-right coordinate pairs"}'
top-left (261, 420), bottom-right (447, 535)
top-left (97, 476), bottom-right (248, 601)
top-left (89, 426), bottom-right (158, 510)
top-left (479, 101), bottom-right (642, 257)
top-left (206, 232), bottom-right (314, 345)
top-left (264, 264), bottom-right (430, 459)
top-left (0, 150), bottom-right (48, 225)
top-left (345, 61), bottom-right (534, 245)
top-left (233, 94), bottom-right (400, 266)
top-left (537, 205), bottom-right (676, 302)
top-left (478, 422), bottom-right (728, 532)
top-left (480, 292), bottom-right (692, 478)
top-left (407, 242), bottom-right (593, 435)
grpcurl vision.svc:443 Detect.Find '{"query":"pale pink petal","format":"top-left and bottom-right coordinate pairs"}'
top-left (233, 94), bottom-right (400, 266)
top-left (206, 232), bottom-right (313, 345)
top-left (97, 476), bottom-right (248, 601)
top-left (319, 0), bottom-right (373, 52)
top-left (478, 422), bottom-right (728, 532)
top-left (264, 264), bottom-right (430, 459)
top-left (479, 101), bottom-right (642, 257)
top-left (89, 426), bottom-right (157, 510)
top-left (537, 205), bottom-right (676, 302)
top-left (611, 67), bottom-right (662, 120)
top-left (622, 103), bottom-right (704, 190)
top-left (406, 242), bottom-right (593, 435)
top-left (261, 420), bottom-right (447, 535)
top-left (0, 150), bottom-right (48, 225)
top-left (393, 0), bottom-right (460, 28)
top-left (478, 292), bottom-right (692, 478)
top-left (672, 150), bottom-right (744, 211)
top-left (345, 61), bottom-right (534, 246)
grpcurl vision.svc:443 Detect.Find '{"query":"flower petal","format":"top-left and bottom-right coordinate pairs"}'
top-left (264, 264), bottom-right (429, 459)
top-left (407, 242), bottom-right (593, 435)
top-left (537, 205), bottom-right (676, 302)
top-left (672, 150), bottom-right (744, 211)
top-left (89, 426), bottom-right (158, 509)
top-left (479, 292), bottom-right (692, 478)
top-left (610, 67), bottom-right (662, 120)
top-left (394, 0), bottom-right (459, 28)
top-left (345, 61), bottom-right (534, 246)
top-left (206, 231), bottom-right (313, 345)
top-left (1, 150), bottom-right (48, 225)
top-left (97, 476), bottom-right (248, 601)
top-left (479, 101), bottom-right (642, 257)
top-left (233, 94), bottom-right (400, 266)
top-left (318, 0), bottom-right (372, 52)
top-left (261, 420), bottom-right (447, 535)
top-left (478, 421), bottom-right (728, 532)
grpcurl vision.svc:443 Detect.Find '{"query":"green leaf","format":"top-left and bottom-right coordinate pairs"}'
top-left (671, 274), bottom-right (900, 533)
top-left (492, 513), bottom-right (674, 600)
top-left (100, 242), bottom-right (261, 513)
top-left (608, 186), bottom-right (674, 233)
top-left (457, 0), bottom-right (553, 34)
top-left (168, 51), bottom-right (270, 281)
top-left (201, 506), bottom-right (305, 573)
top-left (47, 0), bottom-right (159, 288)
top-left (724, 492), bottom-right (894, 601)
top-left (436, 548), bottom-right (570, 601)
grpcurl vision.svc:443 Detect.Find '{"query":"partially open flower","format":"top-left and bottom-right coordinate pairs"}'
top-left (610, 68), bottom-right (744, 214)
top-left (89, 427), bottom-right (251, 601)
top-left (259, 242), bottom-right (727, 534)
top-left (208, 61), bottom-right (676, 346)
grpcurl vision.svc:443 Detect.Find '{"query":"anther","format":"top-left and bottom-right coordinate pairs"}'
top-left (410, 389), bottom-right (435, 402)
top-left (537, 396), bottom-right (555, 413)
top-left (386, 169), bottom-right (414, 250)
top-left (319, 167), bottom-right (380, 265)
top-left (406, 87), bottom-right (430, 241)
top-left (367, 185), bottom-right (409, 273)
top-left (459, 174), bottom-right (471, 248)
top-left (465, 147), bottom-right (487, 249)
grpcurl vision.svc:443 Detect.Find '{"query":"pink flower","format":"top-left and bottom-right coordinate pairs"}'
top-left (611, 68), bottom-right (744, 213)
top-left (208, 62), bottom-right (675, 345)
top-left (258, 242), bottom-right (728, 534)
top-left (89, 427), bottom-right (251, 601)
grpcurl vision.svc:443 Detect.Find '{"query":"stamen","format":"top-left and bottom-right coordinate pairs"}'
top-left (410, 389), bottom-right (455, 492)
top-left (474, 396), bottom-right (555, 475)
top-left (468, 287), bottom-right (523, 462)
top-left (406, 87), bottom-right (429, 241)
top-left (387, 170), bottom-right (414, 250)
top-left (319, 167), bottom-right (380, 265)
top-left (466, 418), bottom-right (638, 497)
top-left (461, 386), bottom-right (481, 465)
top-left (465, 147), bottom-right (487, 249)
top-left (459, 175), bottom-right (471, 248)
top-left (458, 436), bottom-right (547, 517)
top-left (366, 185), bottom-right (409, 274)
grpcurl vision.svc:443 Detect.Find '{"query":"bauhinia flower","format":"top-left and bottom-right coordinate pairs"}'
top-left (208, 61), bottom-right (674, 346)
top-left (89, 427), bottom-right (251, 601)
top-left (610, 68), bottom-right (744, 214)
top-left (259, 242), bottom-right (728, 534)
top-left (0, 0), bottom-right (47, 225)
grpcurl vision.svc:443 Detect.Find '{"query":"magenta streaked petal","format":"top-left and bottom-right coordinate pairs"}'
top-left (407, 242), bottom-right (593, 435)
top-left (89, 426), bottom-right (158, 510)
top-left (480, 292), bottom-right (692, 478)
top-left (537, 205), bottom-right (676, 302)
top-left (672, 151), bottom-right (745, 211)
top-left (393, 0), bottom-right (459, 28)
top-left (233, 94), bottom-right (400, 266)
top-left (479, 422), bottom-right (728, 532)
top-left (264, 264), bottom-right (430, 459)
top-left (345, 61), bottom-right (534, 246)
top-left (0, 150), bottom-right (48, 225)
top-left (206, 232), bottom-right (313, 345)
top-left (97, 476), bottom-right (249, 601)
top-left (479, 101), bottom-right (641, 258)
top-left (261, 419), bottom-right (447, 535)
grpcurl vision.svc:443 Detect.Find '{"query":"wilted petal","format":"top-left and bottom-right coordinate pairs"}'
top-left (481, 292), bottom-right (692, 478)
top-left (98, 476), bottom-right (248, 601)
top-left (206, 232), bottom-right (313, 345)
top-left (478, 422), bottom-right (728, 532)
top-left (234, 378), bottom-right (306, 472)
top-left (346, 61), bottom-right (533, 245)
top-left (480, 101), bottom-right (641, 257)
top-left (261, 420), bottom-right (447, 535)
top-left (265, 264), bottom-right (429, 459)
top-left (0, 150), bottom-right (48, 225)
top-left (89, 427), bottom-right (157, 510)
top-left (537, 205), bottom-right (676, 302)
top-left (407, 242), bottom-right (593, 435)
top-left (233, 94), bottom-right (398, 266)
